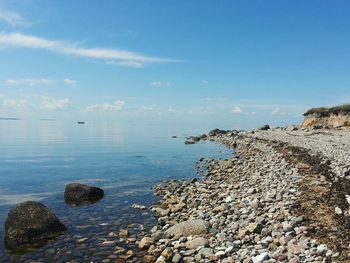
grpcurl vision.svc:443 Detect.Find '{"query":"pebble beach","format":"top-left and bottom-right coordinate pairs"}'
top-left (137, 126), bottom-right (350, 263)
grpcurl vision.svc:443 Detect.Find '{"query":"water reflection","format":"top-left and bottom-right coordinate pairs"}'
top-left (39, 122), bottom-right (68, 145)
top-left (0, 120), bottom-right (233, 260)
top-left (0, 193), bottom-right (56, 205)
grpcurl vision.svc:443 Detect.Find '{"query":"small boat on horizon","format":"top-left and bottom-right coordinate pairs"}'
top-left (77, 121), bottom-right (85, 124)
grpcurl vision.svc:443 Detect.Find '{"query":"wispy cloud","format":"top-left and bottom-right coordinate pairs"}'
top-left (86, 100), bottom-right (125, 112)
top-left (232, 106), bottom-right (243, 114)
top-left (0, 9), bottom-right (25, 26)
top-left (270, 107), bottom-right (288, 116)
top-left (106, 60), bottom-right (144, 68)
top-left (64, 78), bottom-right (77, 87)
top-left (150, 81), bottom-right (171, 88)
top-left (5, 78), bottom-right (52, 86)
top-left (39, 96), bottom-right (71, 111)
top-left (0, 32), bottom-right (180, 67)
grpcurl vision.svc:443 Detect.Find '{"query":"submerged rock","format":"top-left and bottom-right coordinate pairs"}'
top-left (64, 183), bottom-right (104, 205)
top-left (5, 201), bottom-right (66, 251)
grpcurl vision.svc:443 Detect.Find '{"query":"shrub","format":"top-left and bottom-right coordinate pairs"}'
top-left (304, 104), bottom-right (350, 116)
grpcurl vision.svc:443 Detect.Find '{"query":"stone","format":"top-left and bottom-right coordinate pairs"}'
top-left (245, 223), bottom-right (263, 234)
top-left (287, 241), bottom-right (309, 254)
top-left (335, 207), bottom-right (342, 214)
top-left (164, 219), bottom-right (210, 238)
top-left (5, 201), bottom-right (66, 250)
top-left (64, 183), bottom-right (104, 205)
top-left (186, 237), bottom-right (209, 249)
top-left (208, 128), bottom-right (227, 136)
top-left (198, 247), bottom-right (214, 257)
top-left (317, 244), bottom-right (328, 254)
top-left (119, 229), bottom-right (129, 237)
top-left (160, 248), bottom-right (173, 261)
top-left (152, 207), bottom-right (170, 217)
top-left (215, 251), bottom-right (226, 258)
top-left (282, 222), bottom-right (292, 232)
top-left (172, 252), bottom-right (182, 263)
top-left (222, 257), bottom-right (235, 263)
top-left (131, 204), bottom-right (146, 210)
top-left (258, 124), bottom-right (270, 131)
top-left (156, 255), bottom-right (166, 263)
top-left (139, 237), bottom-right (154, 249)
top-left (144, 255), bottom-right (157, 263)
top-left (252, 252), bottom-right (270, 263)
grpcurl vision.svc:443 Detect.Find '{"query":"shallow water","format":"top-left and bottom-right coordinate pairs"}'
top-left (0, 120), bottom-right (232, 262)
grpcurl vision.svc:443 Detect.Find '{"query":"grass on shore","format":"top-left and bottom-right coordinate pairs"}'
top-left (304, 104), bottom-right (350, 116)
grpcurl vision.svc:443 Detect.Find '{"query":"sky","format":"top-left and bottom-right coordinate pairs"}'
top-left (0, 0), bottom-right (350, 130)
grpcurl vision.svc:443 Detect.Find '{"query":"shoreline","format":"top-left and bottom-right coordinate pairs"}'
top-left (1, 126), bottom-right (350, 262)
top-left (137, 127), bottom-right (350, 262)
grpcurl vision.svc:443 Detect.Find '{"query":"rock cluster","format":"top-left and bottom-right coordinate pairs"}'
top-left (4, 183), bottom-right (104, 252)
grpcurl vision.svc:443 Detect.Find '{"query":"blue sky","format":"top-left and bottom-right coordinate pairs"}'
top-left (0, 0), bottom-right (350, 129)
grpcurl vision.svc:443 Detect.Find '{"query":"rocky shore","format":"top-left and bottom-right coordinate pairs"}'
top-left (136, 126), bottom-right (350, 263)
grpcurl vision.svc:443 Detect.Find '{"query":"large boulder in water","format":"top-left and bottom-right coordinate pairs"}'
top-left (5, 201), bottom-right (66, 250)
top-left (64, 183), bottom-right (104, 205)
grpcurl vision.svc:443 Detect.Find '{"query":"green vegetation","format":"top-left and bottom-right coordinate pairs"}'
top-left (304, 104), bottom-right (350, 116)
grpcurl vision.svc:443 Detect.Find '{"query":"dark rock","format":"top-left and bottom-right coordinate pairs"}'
top-left (313, 125), bottom-right (323, 130)
top-left (5, 201), bottom-right (66, 251)
top-left (185, 140), bottom-right (195, 145)
top-left (258, 124), bottom-right (270, 131)
top-left (208, 129), bottom-right (227, 136)
top-left (64, 183), bottom-right (104, 205)
top-left (192, 136), bottom-right (201, 142)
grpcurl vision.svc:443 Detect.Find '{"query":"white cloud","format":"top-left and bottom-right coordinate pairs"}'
top-left (39, 96), bottom-right (71, 111)
top-left (0, 9), bottom-right (25, 26)
top-left (64, 78), bottom-right (76, 87)
top-left (232, 106), bottom-right (243, 113)
top-left (86, 100), bottom-right (125, 112)
top-left (150, 81), bottom-right (171, 88)
top-left (5, 78), bottom-right (53, 86)
top-left (5, 79), bottom-right (21, 85)
top-left (201, 80), bottom-right (209, 84)
top-left (2, 99), bottom-right (33, 110)
top-left (0, 32), bottom-right (179, 67)
top-left (271, 107), bottom-right (288, 116)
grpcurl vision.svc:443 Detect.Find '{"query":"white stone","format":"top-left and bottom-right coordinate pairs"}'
top-left (252, 252), bottom-right (270, 263)
top-left (317, 244), bottom-right (328, 254)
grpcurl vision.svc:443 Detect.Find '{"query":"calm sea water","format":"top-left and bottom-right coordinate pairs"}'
top-left (0, 120), bottom-right (232, 261)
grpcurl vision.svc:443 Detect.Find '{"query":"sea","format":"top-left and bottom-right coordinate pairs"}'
top-left (0, 120), bottom-right (232, 262)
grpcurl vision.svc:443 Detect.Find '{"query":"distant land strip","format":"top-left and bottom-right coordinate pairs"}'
top-left (0, 118), bottom-right (20, 121)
